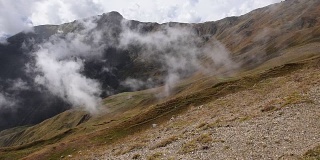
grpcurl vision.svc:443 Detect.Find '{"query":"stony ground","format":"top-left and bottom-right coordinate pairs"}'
top-left (76, 67), bottom-right (320, 160)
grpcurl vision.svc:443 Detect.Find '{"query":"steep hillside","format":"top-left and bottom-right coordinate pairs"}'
top-left (1, 46), bottom-right (319, 160)
top-left (0, 0), bottom-right (320, 159)
top-left (84, 55), bottom-right (320, 160)
top-left (1, 0), bottom-right (320, 131)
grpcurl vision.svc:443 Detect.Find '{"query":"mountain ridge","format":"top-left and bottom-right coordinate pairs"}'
top-left (0, 0), bottom-right (320, 159)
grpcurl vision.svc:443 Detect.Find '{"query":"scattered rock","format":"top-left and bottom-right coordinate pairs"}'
top-left (202, 146), bottom-right (210, 150)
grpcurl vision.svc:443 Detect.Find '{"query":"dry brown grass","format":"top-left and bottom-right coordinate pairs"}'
top-left (179, 141), bottom-right (197, 154)
top-left (151, 135), bottom-right (179, 149)
top-left (132, 153), bottom-right (141, 159)
top-left (119, 142), bottom-right (146, 155)
top-left (147, 152), bottom-right (163, 160)
top-left (196, 133), bottom-right (213, 144)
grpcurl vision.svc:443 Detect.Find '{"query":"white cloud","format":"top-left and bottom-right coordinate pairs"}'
top-left (30, 0), bottom-right (103, 25)
top-left (0, 36), bottom-right (8, 45)
top-left (0, 0), bottom-right (34, 37)
top-left (0, 0), bottom-right (282, 36)
top-left (28, 18), bottom-right (107, 113)
top-left (0, 92), bottom-right (15, 108)
top-left (27, 17), bottom-right (111, 113)
top-left (8, 79), bottom-right (30, 91)
top-left (118, 21), bottom-right (237, 96)
top-left (34, 51), bottom-right (102, 113)
top-left (121, 78), bottom-right (145, 91)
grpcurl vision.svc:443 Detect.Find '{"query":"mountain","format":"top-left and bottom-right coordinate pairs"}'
top-left (0, 0), bottom-right (320, 159)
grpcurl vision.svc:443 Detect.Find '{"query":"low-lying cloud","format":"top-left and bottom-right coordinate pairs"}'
top-left (0, 92), bottom-right (15, 109)
top-left (22, 14), bottom-right (238, 113)
top-left (0, 78), bottom-right (30, 109)
top-left (29, 19), bottom-right (107, 113)
top-left (118, 20), bottom-right (237, 96)
top-left (34, 53), bottom-right (101, 113)
top-left (8, 78), bottom-right (30, 91)
top-left (121, 78), bottom-right (155, 91)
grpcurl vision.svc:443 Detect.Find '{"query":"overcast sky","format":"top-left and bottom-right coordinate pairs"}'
top-left (0, 0), bottom-right (282, 37)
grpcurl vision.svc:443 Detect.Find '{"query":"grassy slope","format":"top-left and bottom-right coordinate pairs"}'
top-left (0, 43), bottom-right (319, 159)
top-left (93, 56), bottom-right (320, 159)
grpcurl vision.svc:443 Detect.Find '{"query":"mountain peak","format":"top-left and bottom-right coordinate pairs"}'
top-left (98, 11), bottom-right (124, 26)
top-left (102, 11), bottom-right (123, 19)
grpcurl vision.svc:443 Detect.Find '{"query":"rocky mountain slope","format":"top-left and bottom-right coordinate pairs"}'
top-left (0, 0), bottom-right (320, 159)
top-left (93, 59), bottom-right (320, 160)
top-left (1, 0), bottom-right (320, 131)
